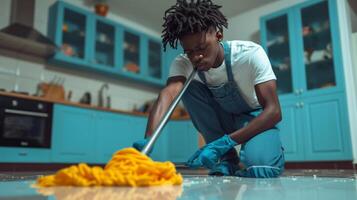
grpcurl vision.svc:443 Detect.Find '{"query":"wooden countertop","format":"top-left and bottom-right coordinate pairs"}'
top-left (0, 91), bottom-right (190, 120)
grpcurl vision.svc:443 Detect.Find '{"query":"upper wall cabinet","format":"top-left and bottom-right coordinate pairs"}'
top-left (261, 0), bottom-right (352, 161)
top-left (47, 1), bottom-right (168, 86)
top-left (261, 0), bottom-right (345, 99)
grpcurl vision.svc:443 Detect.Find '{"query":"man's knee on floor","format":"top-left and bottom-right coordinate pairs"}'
top-left (240, 151), bottom-right (284, 178)
top-left (248, 166), bottom-right (282, 178)
top-left (243, 150), bottom-right (276, 167)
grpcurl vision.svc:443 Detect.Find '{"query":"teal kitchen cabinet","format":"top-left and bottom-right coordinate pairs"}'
top-left (93, 112), bottom-right (145, 163)
top-left (278, 100), bottom-right (304, 161)
top-left (51, 104), bottom-right (198, 164)
top-left (149, 128), bottom-right (170, 162)
top-left (166, 121), bottom-right (199, 163)
top-left (146, 37), bottom-right (164, 82)
top-left (52, 104), bottom-right (146, 163)
top-left (302, 93), bottom-right (352, 161)
top-left (51, 104), bottom-right (96, 163)
top-left (48, 1), bottom-right (168, 86)
top-left (48, 1), bottom-right (93, 69)
top-left (260, 0), bottom-right (352, 161)
top-left (151, 120), bottom-right (199, 163)
top-left (91, 18), bottom-right (118, 69)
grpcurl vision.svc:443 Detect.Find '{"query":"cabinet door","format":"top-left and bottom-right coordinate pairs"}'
top-left (296, 0), bottom-right (343, 96)
top-left (51, 105), bottom-right (95, 163)
top-left (59, 6), bottom-right (90, 63)
top-left (93, 19), bottom-right (116, 68)
top-left (150, 128), bottom-right (169, 162)
top-left (261, 10), bottom-right (297, 99)
top-left (147, 39), bottom-right (163, 80)
top-left (279, 99), bottom-right (304, 161)
top-left (94, 112), bottom-right (133, 163)
top-left (166, 121), bottom-right (199, 163)
top-left (302, 93), bottom-right (352, 160)
top-left (122, 30), bottom-right (141, 75)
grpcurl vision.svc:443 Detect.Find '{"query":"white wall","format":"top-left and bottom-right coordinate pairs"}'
top-left (338, 0), bottom-right (357, 165)
top-left (0, 0), bottom-right (161, 111)
top-left (349, 32), bottom-right (357, 163)
top-left (352, 34), bottom-right (357, 79)
top-left (225, 0), bottom-right (357, 163)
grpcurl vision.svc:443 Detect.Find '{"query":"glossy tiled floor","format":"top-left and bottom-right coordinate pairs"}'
top-left (0, 171), bottom-right (356, 200)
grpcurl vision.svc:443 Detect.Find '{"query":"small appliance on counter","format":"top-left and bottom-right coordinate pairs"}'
top-left (0, 95), bottom-right (53, 148)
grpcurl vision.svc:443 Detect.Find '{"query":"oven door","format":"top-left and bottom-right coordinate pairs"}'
top-left (0, 107), bottom-right (52, 148)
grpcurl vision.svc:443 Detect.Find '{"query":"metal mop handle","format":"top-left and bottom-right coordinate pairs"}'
top-left (141, 68), bottom-right (198, 155)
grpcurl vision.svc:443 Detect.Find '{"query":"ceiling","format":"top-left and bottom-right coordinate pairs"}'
top-left (99, 0), bottom-right (278, 34)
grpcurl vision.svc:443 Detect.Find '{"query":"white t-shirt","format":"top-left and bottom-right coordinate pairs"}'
top-left (168, 40), bottom-right (276, 108)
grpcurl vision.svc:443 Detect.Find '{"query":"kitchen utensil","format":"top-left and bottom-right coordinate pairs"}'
top-left (37, 76), bottom-right (65, 101)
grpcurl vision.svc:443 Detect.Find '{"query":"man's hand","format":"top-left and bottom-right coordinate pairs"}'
top-left (132, 138), bottom-right (153, 154)
top-left (186, 135), bottom-right (237, 169)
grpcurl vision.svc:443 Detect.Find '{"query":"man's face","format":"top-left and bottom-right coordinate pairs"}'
top-left (180, 28), bottom-right (221, 71)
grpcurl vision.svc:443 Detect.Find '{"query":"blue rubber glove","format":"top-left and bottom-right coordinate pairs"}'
top-left (186, 135), bottom-right (237, 169)
top-left (132, 138), bottom-right (153, 154)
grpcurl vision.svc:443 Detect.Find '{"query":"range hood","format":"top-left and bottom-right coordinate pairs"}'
top-left (0, 0), bottom-right (57, 58)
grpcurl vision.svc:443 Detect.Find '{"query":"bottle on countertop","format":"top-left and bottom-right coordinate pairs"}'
top-left (98, 83), bottom-right (109, 107)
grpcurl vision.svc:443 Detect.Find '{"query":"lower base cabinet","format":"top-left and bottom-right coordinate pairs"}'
top-left (51, 104), bottom-right (199, 164)
top-left (94, 113), bottom-right (146, 163)
top-left (150, 121), bottom-right (199, 163)
top-left (166, 121), bottom-right (199, 163)
top-left (51, 105), bottom-right (96, 163)
top-left (279, 92), bottom-right (352, 161)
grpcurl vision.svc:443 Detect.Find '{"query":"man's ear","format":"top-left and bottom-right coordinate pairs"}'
top-left (216, 31), bottom-right (223, 42)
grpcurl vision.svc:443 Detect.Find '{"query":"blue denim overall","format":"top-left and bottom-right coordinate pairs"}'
top-left (181, 42), bottom-right (285, 178)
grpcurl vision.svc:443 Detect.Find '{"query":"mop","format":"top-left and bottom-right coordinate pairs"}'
top-left (36, 68), bottom-right (198, 187)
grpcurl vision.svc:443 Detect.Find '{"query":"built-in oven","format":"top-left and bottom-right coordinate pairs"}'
top-left (0, 95), bottom-right (53, 148)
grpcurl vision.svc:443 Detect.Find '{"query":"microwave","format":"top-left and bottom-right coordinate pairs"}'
top-left (0, 96), bottom-right (53, 148)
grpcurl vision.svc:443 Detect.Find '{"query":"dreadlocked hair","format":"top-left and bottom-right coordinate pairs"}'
top-left (162, 0), bottom-right (228, 51)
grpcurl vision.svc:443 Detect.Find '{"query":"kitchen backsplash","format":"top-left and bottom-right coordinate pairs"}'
top-left (0, 52), bottom-right (160, 111)
top-left (0, 0), bottom-right (161, 111)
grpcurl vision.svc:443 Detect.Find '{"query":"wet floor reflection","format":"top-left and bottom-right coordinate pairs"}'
top-left (0, 176), bottom-right (356, 200)
top-left (36, 184), bottom-right (183, 200)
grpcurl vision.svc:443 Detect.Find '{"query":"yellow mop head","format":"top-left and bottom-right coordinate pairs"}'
top-left (36, 148), bottom-right (183, 187)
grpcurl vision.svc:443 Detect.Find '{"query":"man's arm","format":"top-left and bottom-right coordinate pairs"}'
top-left (145, 76), bottom-right (186, 137)
top-left (229, 80), bottom-right (282, 144)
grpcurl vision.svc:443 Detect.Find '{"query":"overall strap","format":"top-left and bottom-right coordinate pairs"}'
top-left (222, 41), bottom-right (234, 82)
top-left (197, 41), bottom-right (233, 83)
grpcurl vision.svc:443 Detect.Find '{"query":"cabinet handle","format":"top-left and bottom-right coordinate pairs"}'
top-left (18, 152), bottom-right (28, 156)
top-left (300, 102), bottom-right (304, 108)
top-left (295, 89), bottom-right (304, 95)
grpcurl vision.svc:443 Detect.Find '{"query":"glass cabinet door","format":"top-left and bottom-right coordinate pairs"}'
top-left (94, 21), bottom-right (115, 67)
top-left (148, 40), bottom-right (162, 79)
top-left (61, 9), bottom-right (86, 59)
top-left (123, 31), bottom-right (140, 74)
top-left (300, 1), bottom-right (335, 90)
top-left (265, 14), bottom-right (293, 95)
